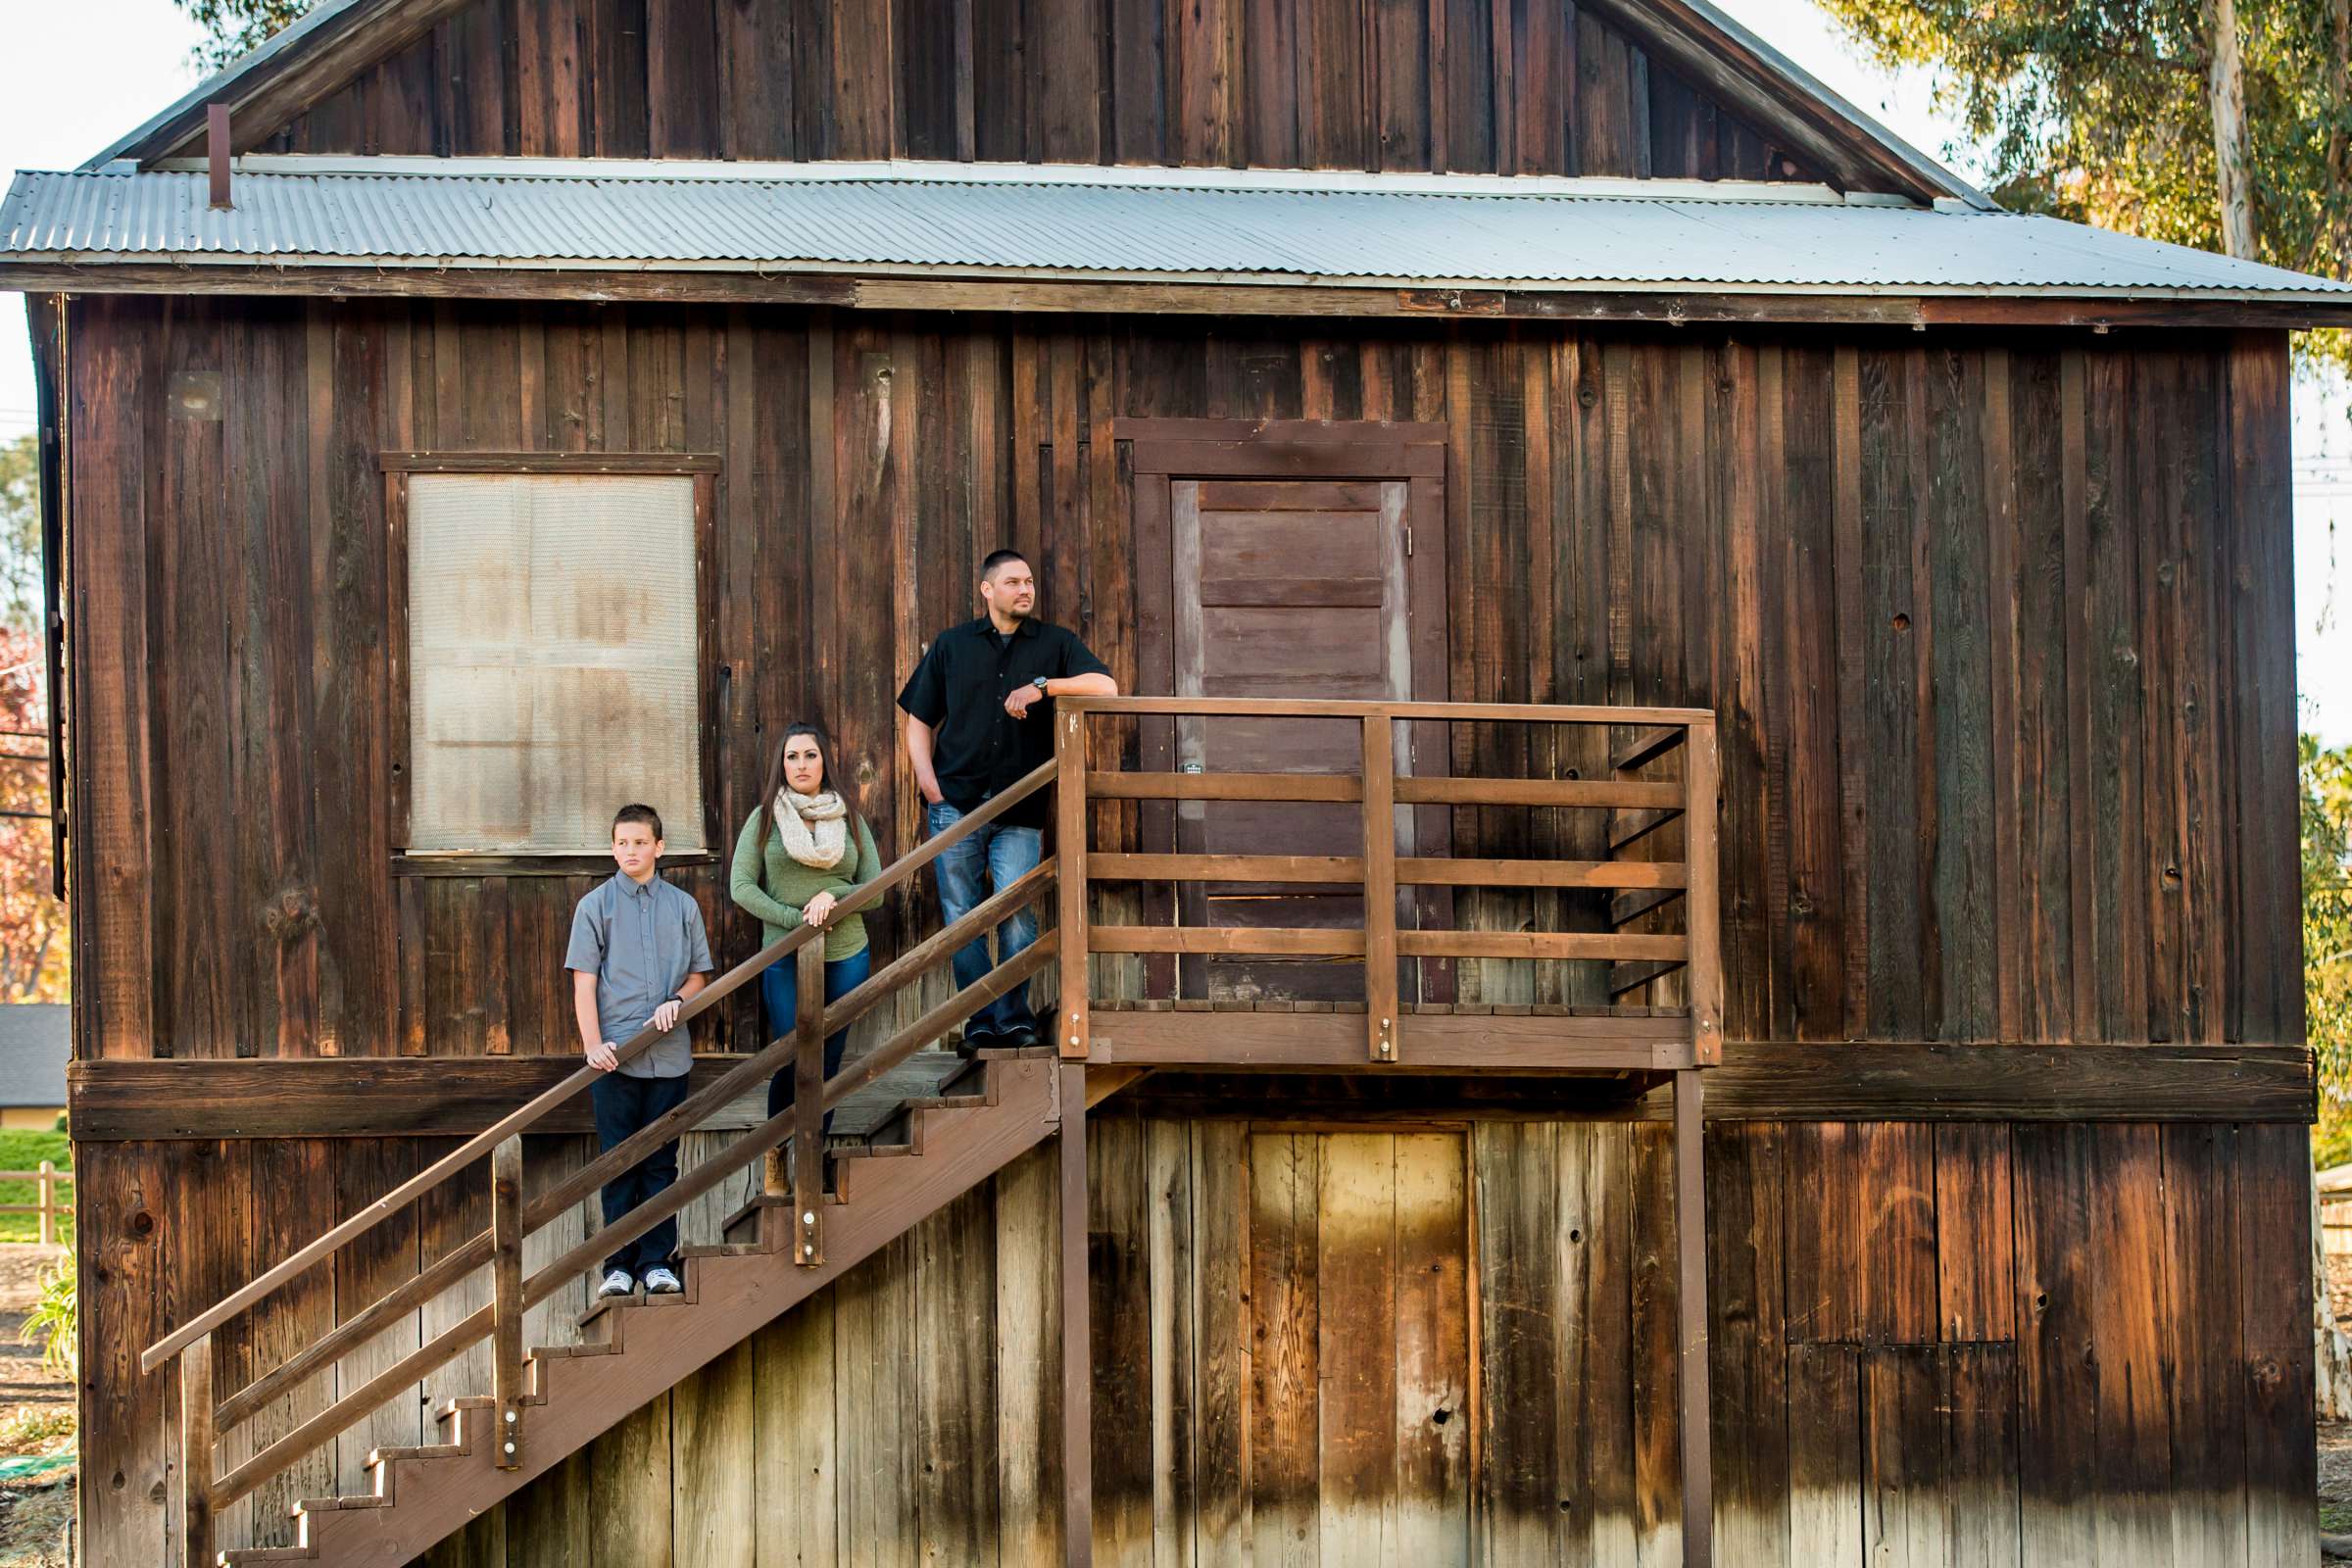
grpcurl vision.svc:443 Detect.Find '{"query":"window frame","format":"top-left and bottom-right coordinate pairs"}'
top-left (380, 451), bottom-right (722, 875)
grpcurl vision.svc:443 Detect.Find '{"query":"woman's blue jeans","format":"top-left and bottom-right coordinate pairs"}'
top-left (760, 946), bottom-right (871, 1130)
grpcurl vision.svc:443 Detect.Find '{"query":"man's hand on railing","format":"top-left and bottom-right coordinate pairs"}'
top-left (585, 1040), bottom-right (620, 1072)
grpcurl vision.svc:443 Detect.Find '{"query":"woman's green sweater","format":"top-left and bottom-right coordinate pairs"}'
top-left (728, 804), bottom-right (882, 961)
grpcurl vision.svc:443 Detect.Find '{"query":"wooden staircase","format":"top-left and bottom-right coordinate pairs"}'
top-left (145, 695), bottom-right (1723, 1568)
top-left (217, 1051), bottom-right (1060, 1568)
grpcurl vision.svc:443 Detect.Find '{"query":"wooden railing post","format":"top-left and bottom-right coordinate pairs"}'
top-left (491, 1135), bottom-right (524, 1470)
top-left (1684, 719), bottom-right (1723, 1066)
top-left (792, 938), bottom-right (827, 1266)
top-left (1057, 707), bottom-right (1092, 1059)
top-left (1361, 712), bottom-right (1398, 1062)
top-left (36, 1160), bottom-right (54, 1249)
top-left (179, 1331), bottom-right (214, 1568)
top-left (1058, 1061), bottom-right (1093, 1565)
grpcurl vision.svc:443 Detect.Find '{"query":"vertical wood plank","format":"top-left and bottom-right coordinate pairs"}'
top-left (753, 1286), bottom-right (839, 1568)
top-left (2239, 1121), bottom-right (2316, 1564)
top-left (833, 1234), bottom-right (914, 1568)
top-left (1393, 1131), bottom-right (1468, 1562)
top-left (914, 1186), bottom-right (1000, 1563)
top-left (1628, 1121), bottom-right (1682, 1566)
top-left (1705, 1120), bottom-right (1787, 1566)
top-left (1472, 1121), bottom-right (1557, 1560)
top-left (70, 301), bottom-right (156, 1067)
top-left (1861, 1348), bottom-right (1949, 1567)
top-left (2011, 1124), bottom-right (2096, 1568)
top-left (1194, 1122), bottom-right (1251, 1565)
top-left (1317, 1133), bottom-right (1400, 1562)
top-left (1934, 1124), bottom-right (2015, 1343)
top-left (673, 1342), bottom-right (757, 1568)
top-left (1944, 1344), bottom-right (2022, 1568)
top-left (2160, 1122), bottom-right (2246, 1566)
top-left (588, 1395), bottom-right (676, 1567)
top-left (994, 1146), bottom-right (1060, 1564)
top-left (1143, 1117), bottom-right (1196, 1565)
top-left (1091, 1109), bottom-right (1151, 1560)
top-left (1249, 1130), bottom-right (1320, 1567)
top-left (1786, 1343), bottom-right (1863, 1566)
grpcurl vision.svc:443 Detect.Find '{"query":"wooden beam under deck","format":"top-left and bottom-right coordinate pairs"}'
top-left (69, 1040), bottom-right (2317, 1137)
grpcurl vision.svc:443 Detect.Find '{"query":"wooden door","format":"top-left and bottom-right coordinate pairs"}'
top-left (1125, 421), bottom-right (1449, 1003)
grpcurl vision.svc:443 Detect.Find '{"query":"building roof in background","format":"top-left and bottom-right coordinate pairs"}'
top-left (0, 1005), bottom-right (68, 1110)
top-left (1, 160), bottom-right (2343, 305)
top-left (76, 0), bottom-right (1988, 209)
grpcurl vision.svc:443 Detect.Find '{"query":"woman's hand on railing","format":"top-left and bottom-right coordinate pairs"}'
top-left (584, 1040), bottom-right (620, 1072)
top-left (804, 891), bottom-right (837, 928)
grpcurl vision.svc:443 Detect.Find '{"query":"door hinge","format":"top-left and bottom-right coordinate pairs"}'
top-left (1404, 525), bottom-right (1414, 557)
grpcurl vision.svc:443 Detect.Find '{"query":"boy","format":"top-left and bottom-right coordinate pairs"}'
top-left (565, 804), bottom-right (713, 1298)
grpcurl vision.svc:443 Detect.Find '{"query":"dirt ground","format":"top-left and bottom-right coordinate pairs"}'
top-left (0, 1245), bottom-right (74, 1568)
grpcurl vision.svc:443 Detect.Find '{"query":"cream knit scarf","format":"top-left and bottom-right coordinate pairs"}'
top-left (771, 788), bottom-right (850, 870)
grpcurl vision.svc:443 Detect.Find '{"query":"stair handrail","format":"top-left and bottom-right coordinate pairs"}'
top-left (140, 759), bottom-right (1058, 1377)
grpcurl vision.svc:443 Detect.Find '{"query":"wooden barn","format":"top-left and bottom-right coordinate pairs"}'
top-left (5, 0), bottom-right (2348, 1562)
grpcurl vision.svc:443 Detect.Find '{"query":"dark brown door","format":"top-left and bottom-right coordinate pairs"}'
top-left (1124, 421), bottom-right (1448, 1002)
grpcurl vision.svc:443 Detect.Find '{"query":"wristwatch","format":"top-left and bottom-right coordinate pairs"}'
top-left (1032, 676), bottom-right (1052, 696)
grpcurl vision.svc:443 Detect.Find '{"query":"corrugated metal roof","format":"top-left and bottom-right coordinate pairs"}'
top-left (5, 163), bottom-right (2347, 300)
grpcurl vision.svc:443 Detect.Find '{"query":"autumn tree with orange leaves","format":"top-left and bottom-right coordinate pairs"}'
top-left (0, 434), bottom-right (64, 1003)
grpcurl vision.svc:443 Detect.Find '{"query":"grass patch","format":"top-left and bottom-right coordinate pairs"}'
top-left (0, 1134), bottom-right (70, 1247)
top-left (0, 1408), bottom-right (69, 1459)
top-left (2323, 1501), bottom-right (2352, 1534)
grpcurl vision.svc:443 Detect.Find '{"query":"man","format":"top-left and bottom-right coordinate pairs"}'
top-left (899, 550), bottom-right (1118, 1051)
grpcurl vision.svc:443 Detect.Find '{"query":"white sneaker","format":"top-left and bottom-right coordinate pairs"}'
top-left (643, 1266), bottom-right (682, 1295)
top-left (598, 1268), bottom-right (634, 1298)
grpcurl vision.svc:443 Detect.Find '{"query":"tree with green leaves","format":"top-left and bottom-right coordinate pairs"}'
top-left (2305, 734), bottom-right (2352, 1163)
top-left (172, 0), bottom-right (317, 71)
top-left (1816, 0), bottom-right (2352, 354)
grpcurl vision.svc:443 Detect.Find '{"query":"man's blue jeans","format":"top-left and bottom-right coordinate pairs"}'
top-left (928, 798), bottom-right (1044, 1038)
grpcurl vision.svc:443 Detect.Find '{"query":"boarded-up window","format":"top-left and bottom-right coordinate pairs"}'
top-left (405, 473), bottom-right (704, 854)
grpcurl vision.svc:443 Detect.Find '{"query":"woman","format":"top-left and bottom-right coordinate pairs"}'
top-left (730, 721), bottom-right (881, 1190)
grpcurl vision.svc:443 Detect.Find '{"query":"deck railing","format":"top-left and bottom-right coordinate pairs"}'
top-left (1053, 696), bottom-right (1721, 1069)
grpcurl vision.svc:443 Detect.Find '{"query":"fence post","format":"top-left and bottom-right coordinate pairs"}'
top-left (1361, 713), bottom-right (1399, 1062)
top-left (179, 1331), bottom-right (214, 1568)
top-left (1058, 707), bottom-right (1091, 1060)
top-left (36, 1160), bottom-right (54, 1249)
top-left (792, 939), bottom-right (827, 1266)
top-left (491, 1135), bottom-right (524, 1470)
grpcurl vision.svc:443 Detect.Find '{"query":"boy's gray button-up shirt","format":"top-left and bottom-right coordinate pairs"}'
top-left (564, 872), bottom-right (713, 1079)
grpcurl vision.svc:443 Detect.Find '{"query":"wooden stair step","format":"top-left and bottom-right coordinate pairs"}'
top-left (218, 1547), bottom-right (318, 1564)
top-left (366, 1443), bottom-right (465, 1467)
top-left (293, 1493), bottom-right (389, 1515)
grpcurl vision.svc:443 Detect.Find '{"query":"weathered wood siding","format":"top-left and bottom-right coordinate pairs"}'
top-left (63, 296), bottom-right (2301, 1063)
top-left (76, 1113), bottom-right (2315, 1564)
top-left (254, 0), bottom-right (1823, 182)
top-left (60, 295), bottom-right (2306, 1565)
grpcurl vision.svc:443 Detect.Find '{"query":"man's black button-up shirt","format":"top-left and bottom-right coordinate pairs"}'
top-left (898, 615), bottom-right (1109, 827)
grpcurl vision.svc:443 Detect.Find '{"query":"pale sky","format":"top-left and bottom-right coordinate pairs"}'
top-left (5, 0), bottom-right (2347, 742)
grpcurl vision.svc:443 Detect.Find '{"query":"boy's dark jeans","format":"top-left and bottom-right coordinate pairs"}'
top-left (590, 1070), bottom-right (692, 1277)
